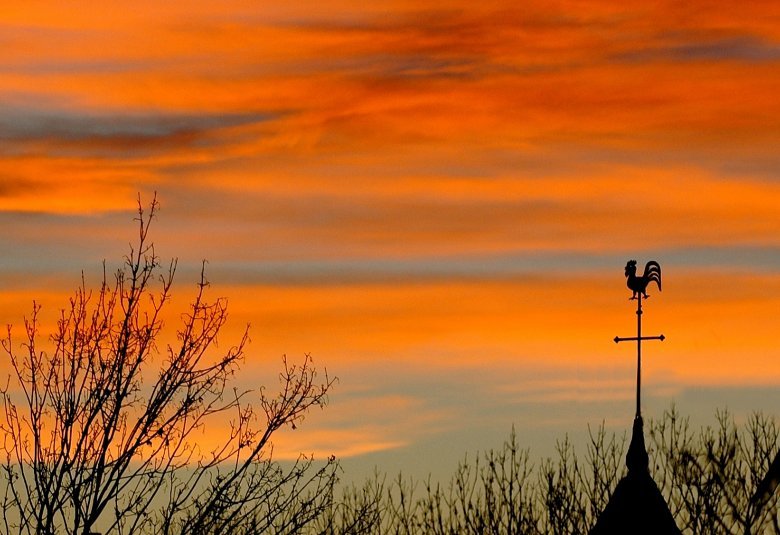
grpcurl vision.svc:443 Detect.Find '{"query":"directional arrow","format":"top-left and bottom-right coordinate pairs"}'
top-left (614, 334), bottom-right (665, 343)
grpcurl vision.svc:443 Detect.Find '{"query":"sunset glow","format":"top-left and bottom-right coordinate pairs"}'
top-left (3, 1), bottom-right (780, 475)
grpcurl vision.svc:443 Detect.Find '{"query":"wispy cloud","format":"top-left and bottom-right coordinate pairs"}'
top-left (0, 107), bottom-right (278, 152)
top-left (616, 34), bottom-right (780, 63)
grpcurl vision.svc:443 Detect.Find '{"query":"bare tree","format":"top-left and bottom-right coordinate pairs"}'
top-left (0, 197), bottom-right (337, 535)
top-left (321, 428), bottom-right (543, 535)
top-left (321, 412), bottom-right (780, 534)
top-left (649, 407), bottom-right (780, 535)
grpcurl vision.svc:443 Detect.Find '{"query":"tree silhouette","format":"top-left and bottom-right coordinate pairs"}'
top-left (320, 410), bottom-right (780, 534)
top-left (0, 197), bottom-right (337, 535)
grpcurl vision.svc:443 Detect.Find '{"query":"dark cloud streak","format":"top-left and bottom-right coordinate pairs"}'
top-left (177, 246), bottom-right (780, 287)
top-left (615, 34), bottom-right (780, 63)
top-left (0, 108), bottom-right (277, 143)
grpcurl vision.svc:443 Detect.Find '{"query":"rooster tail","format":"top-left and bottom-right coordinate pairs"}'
top-left (643, 261), bottom-right (662, 291)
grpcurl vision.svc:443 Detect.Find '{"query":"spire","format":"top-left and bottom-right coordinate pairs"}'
top-left (589, 415), bottom-right (680, 535)
top-left (590, 260), bottom-right (680, 535)
top-left (625, 416), bottom-right (648, 474)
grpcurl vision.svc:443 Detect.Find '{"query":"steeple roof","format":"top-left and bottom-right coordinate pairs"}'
top-left (589, 416), bottom-right (681, 535)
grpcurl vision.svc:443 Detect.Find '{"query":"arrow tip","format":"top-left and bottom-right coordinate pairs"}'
top-left (613, 336), bottom-right (619, 343)
top-left (660, 334), bottom-right (666, 341)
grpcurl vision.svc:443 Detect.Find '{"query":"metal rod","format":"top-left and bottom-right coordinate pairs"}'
top-left (614, 335), bottom-right (665, 343)
top-left (636, 295), bottom-right (642, 418)
top-left (613, 285), bottom-right (664, 420)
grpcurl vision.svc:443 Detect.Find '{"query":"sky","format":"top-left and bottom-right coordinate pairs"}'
top-left (2, 0), bottom-right (780, 483)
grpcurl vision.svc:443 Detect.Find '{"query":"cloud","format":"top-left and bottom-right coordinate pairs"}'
top-left (616, 34), bottom-right (780, 63)
top-left (145, 166), bottom-right (780, 267)
top-left (174, 245), bottom-right (780, 287)
top-left (0, 107), bottom-right (277, 150)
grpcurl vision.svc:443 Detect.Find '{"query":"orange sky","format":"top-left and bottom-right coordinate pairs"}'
top-left (2, 1), bottom-right (780, 479)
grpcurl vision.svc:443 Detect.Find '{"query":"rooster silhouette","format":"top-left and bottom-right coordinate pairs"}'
top-left (625, 260), bottom-right (662, 299)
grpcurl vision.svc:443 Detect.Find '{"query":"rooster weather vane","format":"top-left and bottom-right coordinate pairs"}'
top-left (624, 260), bottom-right (661, 300)
top-left (614, 260), bottom-right (665, 419)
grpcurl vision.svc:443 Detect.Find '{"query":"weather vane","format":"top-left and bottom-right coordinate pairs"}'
top-left (614, 260), bottom-right (664, 419)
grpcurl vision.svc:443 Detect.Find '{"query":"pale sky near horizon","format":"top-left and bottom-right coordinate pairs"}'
top-left (2, 0), bottom-right (780, 483)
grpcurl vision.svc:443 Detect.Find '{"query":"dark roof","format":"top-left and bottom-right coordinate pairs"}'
top-left (590, 416), bottom-right (682, 535)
